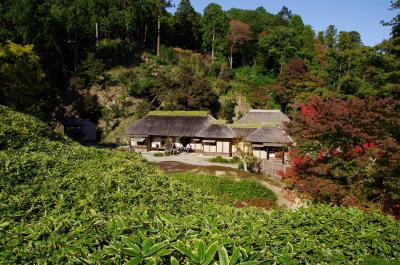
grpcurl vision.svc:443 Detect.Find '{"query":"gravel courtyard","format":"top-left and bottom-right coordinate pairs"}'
top-left (141, 152), bottom-right (238, 168)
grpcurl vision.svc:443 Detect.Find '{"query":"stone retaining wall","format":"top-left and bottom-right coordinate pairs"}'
top-left (258, 159), bottom-right (290, 180)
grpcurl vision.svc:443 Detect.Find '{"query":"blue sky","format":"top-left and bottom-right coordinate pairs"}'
top-left (168, 0), bottom-right (397, 46)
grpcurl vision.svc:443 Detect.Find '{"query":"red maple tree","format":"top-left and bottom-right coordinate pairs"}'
top-left (284, 96), bottom-right (400, 217)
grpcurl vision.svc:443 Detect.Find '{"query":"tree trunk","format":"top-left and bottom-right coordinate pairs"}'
top-left (211, 27), bottom-right (215, 60)
top-left (337, 63), bottom-right (342, 91)
top-left (242, 159), bottom-right (248, 172)
top-left (229, 43), bottom-right (234, 69)
top-left (124, 2), bottom-right (129, 42)
top-left (144, 23), bottom-right (147, 45)
top-left (347, 55), bottom-right (351, 76)
top-left (95, 23), bottom-right (99, 48)
top-left (156, 16), bottom-right (160, 57)
top-left (74, 41), bottom-right (78, 73)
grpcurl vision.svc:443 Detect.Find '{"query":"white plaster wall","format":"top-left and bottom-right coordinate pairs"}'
top-left (217, 142), bottom-right (223, 153)
top-left (223, 142), bottom-right (230, 152)
top-left (209, 145), bottom-right (217, 153)
top-left (204, 144), bottom-right (210, 153)
top-left (253, 149), bottom-right (259, 158)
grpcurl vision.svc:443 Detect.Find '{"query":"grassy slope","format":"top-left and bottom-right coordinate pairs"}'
top-left (0, 106), bottom-right (399, 264)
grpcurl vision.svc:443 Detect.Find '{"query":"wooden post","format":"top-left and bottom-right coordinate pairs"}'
top-left (267, 147), bottom-right (270, 160)
top-left (282, 147), bottom-right (285, 164)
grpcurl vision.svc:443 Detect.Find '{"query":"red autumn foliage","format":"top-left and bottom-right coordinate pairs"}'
top-left (353, 145), bottom-right (363, 154)
top-left (259, 31), bottom-right (267, 38)
top-left (279, 59), bottom-right (308, 82)
top-left (299, 103), bottom-right (316, 117)
top-left (285, 96), bottom-right (400, 218)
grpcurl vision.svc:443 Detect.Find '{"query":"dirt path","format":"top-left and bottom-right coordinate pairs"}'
top-left (155, 161), bottom-right (303, 209)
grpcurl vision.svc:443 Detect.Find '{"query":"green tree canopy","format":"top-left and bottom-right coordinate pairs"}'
top-left (202, 3), bottom-right (229, 59)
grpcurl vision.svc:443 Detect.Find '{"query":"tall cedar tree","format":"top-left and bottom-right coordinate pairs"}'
top-left (202, 3), bottom-right (229, 60)
top-left (174, 0), bottom-right (202, 50)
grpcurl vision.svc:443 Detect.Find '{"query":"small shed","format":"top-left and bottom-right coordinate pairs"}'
top-left (245, 127), bottom-right (293, 162)
top-left (63, 119), bottom-right (96, 143)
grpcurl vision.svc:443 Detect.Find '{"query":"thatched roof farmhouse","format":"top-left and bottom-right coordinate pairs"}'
top-left (126, 109), bottom-right (293, 161)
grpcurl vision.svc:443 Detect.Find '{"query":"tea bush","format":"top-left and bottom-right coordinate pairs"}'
top-left (0, 106), bottom-right (399, 264)
top-left (170, 172), bottom-right (277, 203)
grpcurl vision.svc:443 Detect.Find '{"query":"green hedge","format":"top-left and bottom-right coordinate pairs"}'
top-left (0, 106), bottom-right (399, 264)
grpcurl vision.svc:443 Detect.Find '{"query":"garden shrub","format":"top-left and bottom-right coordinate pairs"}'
top-left (209, 156), bottom-right (241, 164)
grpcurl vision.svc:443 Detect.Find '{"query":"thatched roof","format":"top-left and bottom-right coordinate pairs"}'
top-left (147, 110), bottom-right (209, 117)
top-left (231, 127), bottom-right (257, 138)
top-left (197, 124), bottom-right (236, 139)
top-left (126, 113), bottom-right (213, 137)
top-left (236, 109), bottom-right (290, 128)
top-left (126, 110), bottom-right (293, 144)
top-left (245, 127), bottom-right (293, 146)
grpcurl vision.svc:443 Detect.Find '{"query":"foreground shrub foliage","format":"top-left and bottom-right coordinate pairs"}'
top-left (0, 106), bottom-right (399, 264)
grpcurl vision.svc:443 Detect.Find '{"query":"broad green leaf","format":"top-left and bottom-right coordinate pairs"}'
top-left (197, 240), bottom-right (206, 263)
top-left (174, 242), bottom-right (197, 261)
top-left (170, 257), bottom-right (179, 265)
top-left (145, 241), bottom-right (167, 257)
top-left (156, 248), bottom-right (174, 257)
top-left (144, 257), bottom-right (157, 265)
top-left (218, 246), bottom-right (229, 265)
top-left (126, 257), bottom-right (141, 265)
top-left (204, 241), bottom-right (218, 265)
top-left (239, 247), bottom-right (248, 260)
top-left (238, 262), bottom-right (259, 265)
top-left (230, 248), bottom-right (241, 265)
top-left (122, 247), bottom-right (141, 257)
top-left (0, 222), bottom-right (10, 229)
top-left (74, 256), bottom-right (91, 264)
top-left (142, 238), bottom-right (154, 253)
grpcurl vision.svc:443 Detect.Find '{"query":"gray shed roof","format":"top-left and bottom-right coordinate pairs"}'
top-left (245, 127), bottom-right (293, 145)
top-left (236, 109), bottom-right (290, 128)
top-left (126, 114), bottom-right (213, 137)
top-left (197, 124), bottom-right (236, 139)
